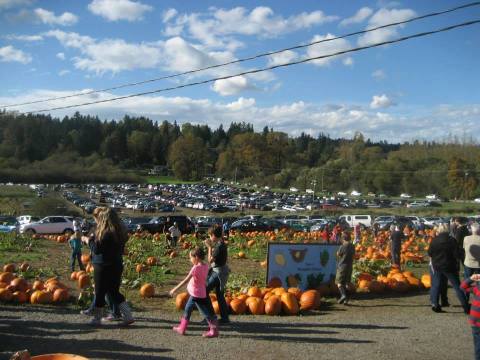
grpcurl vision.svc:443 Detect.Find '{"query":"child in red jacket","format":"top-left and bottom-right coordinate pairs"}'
top-left (461, 274), bottom-right (478, 359)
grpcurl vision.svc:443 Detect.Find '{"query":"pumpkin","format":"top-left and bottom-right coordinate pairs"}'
top-left (247, 240), bottom-right (256, 247)
top-left (81, 254), bottom-right (91, 265)
top-left (146, 257), bottom-right (157, 266)
top-left (247, 297), bottom-right (265, 315)
top-left (280, 292), bottom-right (299, 315)
top-left (78, 274), bottom-right (90, 289)
top-left (19, 262), bottom-right (30, 272)
top-left (53, 288), bottom-right (69, 303)
top-left (175, 292), bottom-right (190, 310)
top-left (85, 263), bottom-right (94, 273)
top-left (70, 272), bottom-right (78, 281)
top-left (358, 273), bottom-right (374, 281)
top-left (287, 287), bottom-right (303, 301)
top-left (260, 260), bottom-right (267, 268)
top-left (421, 274), bottom-right (431, 288)
top-left (263, 291), bottom-right (274, 301)
top-left (136, 264), bottom-right (147, 273)
top-left (358, 279), bottom-right (371, 290)
top-left (405, 276), bottom-right (421, 288)
top-left (299, 290), bottom-right (321, 311)
top-left (3, 263), bottom-right (16, 273)
top-left (12, 291), bottom-right (27, 303)
top-left (0, 272), bottom-right (15, 284)
top-left (140, 283), bottom-right (155, 298)
top-left (0, 288), bottom-right (13, 302)
top-left (247, 286), bottom-right (262, 298)
top-left (10, 278), bottom-right (29, 292)
top-left (238, 251), bottom-right (246, 259)
top-left (169, 251), bottom-right (178, 258)
top-left (37, 290), bottom-right (53, 304)
top-left (212, 300), bottom-right (220, 315)
top-left (264, 295), bottom-right (282, 315)
top-left (268, 277), bottom-right (282, 288)
top-left (272, 287), bottom-right (287, 296)
top-left (0, 281), bottom-right (8, 289)
top-left (230, 298), bottom-right (247, 315)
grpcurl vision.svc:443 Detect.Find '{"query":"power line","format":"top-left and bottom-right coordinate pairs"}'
top-left (2, 1), bottom-right (479, 109)
top-left (22, 19), bottom-right (480, 114)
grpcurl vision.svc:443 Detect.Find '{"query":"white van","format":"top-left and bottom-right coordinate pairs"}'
top-left (339, 215), bottom-right (372, 228)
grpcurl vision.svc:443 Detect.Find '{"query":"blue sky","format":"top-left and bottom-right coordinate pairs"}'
top-left (0, 0), bottom-right (479, 142)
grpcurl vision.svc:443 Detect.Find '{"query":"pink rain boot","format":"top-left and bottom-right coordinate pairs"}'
top-left (202, 319), bottom-right (219, 338)
top-left (173, 317), bottom-right (188, 335)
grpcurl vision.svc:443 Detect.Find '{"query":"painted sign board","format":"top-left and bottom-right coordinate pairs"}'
top-left (266, 242), bottom-right (340, 290)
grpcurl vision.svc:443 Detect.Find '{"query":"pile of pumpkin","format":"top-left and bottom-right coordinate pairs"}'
top-left (0, 263), bottom-right (70, 304)
top-left (175, 286), bottom-right (321, 316)
top-left (356, 268), bottom-right (431, 293)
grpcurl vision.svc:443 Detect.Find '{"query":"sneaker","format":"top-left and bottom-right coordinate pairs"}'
top-left (431, 305), bottom-right (443, 313)
top-left (337, 296), bottom-right (347, 304)
top-left (80, 308), bottom-right (93, 316)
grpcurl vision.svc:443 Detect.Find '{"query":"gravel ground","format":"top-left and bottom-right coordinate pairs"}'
top-left (0, 292), bottom-right (473, 360)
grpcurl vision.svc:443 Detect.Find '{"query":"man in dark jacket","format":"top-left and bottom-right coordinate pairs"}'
top-left (390, 225), bottom-right (404, 267)
top-left (428, 223), bottom-right (469, 313)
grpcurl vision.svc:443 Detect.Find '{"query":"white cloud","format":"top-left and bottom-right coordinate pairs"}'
top-left (357, 8), bottom-right (416, 47)
top-left (34, 8), bottom-right (78, 26)
top-left (370, 94), bottom-right (394, 109)
top-left (165, 7), bottom-right (338, 49)
top-left (0, 0), bottom-right (32, 10)
top-left (267, 50), bottom-right (298, 67)
top-left (56, 52), bottom-right (65, 60)
top-left (213, 76), bottom-right (252, 96)
top-left (58, 69), bottom-right (70, 76)
top-left (372, 69), bottom-right (386, 80)
top-left (2, 89), bottom-right (479, 142)
top-left (4, 34), bottom-right (43, 41)
top-left (343, 57), bottom-right (354, 66)
top-left (88, 0), bottom-right (152, 22)
top-left (162, 8), bottom-right (177, 23)
top-left (340, 7), bottom-right (373, 27)
top-left (0, 45), bottom-right (31, 63)
top-left (306, 33), bottom-right (352, 67)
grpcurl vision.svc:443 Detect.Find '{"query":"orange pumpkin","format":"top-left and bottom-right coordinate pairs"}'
top-left (37, 290), bottom-right (53, 304)
top-left (12, 291), bottom-right (27, 303)
top-left (136, 264), bottom-right (147, 273)
top-left (70, 272), bottom-right (78, 281)
top-left (0, 272), bottom-right (15, 284)
top-left (0, 288), bottom-right (13, 302)
top-left (247, 297), bottom-right (265, 315)
top-left (287, 287), bottom-right (303, 301)
top-left (238, 251), bottom-right (246, 259)
top-left (85, 263), bottom-right (94, 273)
top-left (421, 274), bottom-right (431, 288)
top-left (260, 260), bottom-right (267, 268)
top-left (280, 292), bottom-right (299, 315)
top-left (230, 298), bottom-right (247, 315)
top-left (81, 254), bottom-right (91, 265)
top-left (265, 295), bottom-right (282, 315)
top-left (212, 300), bottom-right (220, 315)
top-left (0, 281), bottom-right (8, 289)
top-left (10, 278), bottom-right (29, 292)
top-left (299, 290), bottom-right (321, 311)
top-left (19, 262), bottom-right (30, 272)
top-left (77, 274), bottom-right (90, 289)
top-left (140, 283), bottom-right (155, 298)
top-left (53, 288), bottom-right (69, 303)
top-left (146, 257), bottom-right (157, 266)
top-left (3, 264), bottom-right (16, 273)
top-left (175, 292), bottom-right (190, 310)
top-left (247, 286), bottom-right (262, 298)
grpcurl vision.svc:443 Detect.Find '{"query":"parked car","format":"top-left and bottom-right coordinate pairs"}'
top-left (17, 215), bottom-right (40, 225)
top-left (19, 216), bottom-right (75, 235)
top-left (137, 215), bottom-right (194, 234)
top-left (230, 218), bottom-right (289, 233)
top-left (338, 214), bottom-right (372, 228)
top-left (0, 216), bottom-right (19, 233)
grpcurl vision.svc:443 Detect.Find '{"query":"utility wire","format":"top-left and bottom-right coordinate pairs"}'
top-left (2, 1), bottom-right (480, 109)
top-left (22, 19), bottom-right (480, 114)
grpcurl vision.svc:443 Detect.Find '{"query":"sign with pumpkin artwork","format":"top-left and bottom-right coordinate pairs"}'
top-left (266, 243), bottom-right (340, 290)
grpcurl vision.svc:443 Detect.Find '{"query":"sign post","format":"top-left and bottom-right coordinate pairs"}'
top-left (266, 242), bottom-right (339, 290)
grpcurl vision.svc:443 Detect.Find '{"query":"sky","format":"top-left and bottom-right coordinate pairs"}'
top-left (0, 0), bottom-right (479, 142)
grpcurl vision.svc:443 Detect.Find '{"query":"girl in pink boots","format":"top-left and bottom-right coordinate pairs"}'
top-left (169, 247), bottom-right (219, 338)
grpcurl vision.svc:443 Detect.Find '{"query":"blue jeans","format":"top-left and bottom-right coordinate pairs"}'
top-left (70, 252), bottom-right (84, 272)
top-left (429, 266), bottom-right (448, 305)
top-left (207, 272), bottom-right (229, 321)
top-left (473, 326), bottom-right (480, 360)
top-left (430, 269), bottom-right (469, 312)
top-left (183, 296), bottom-right (216, 321)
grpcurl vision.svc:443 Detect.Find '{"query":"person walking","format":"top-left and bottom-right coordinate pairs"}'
top-left (353, 223), bottom-right (361, 244)
top-left (169, 247), bottom-right (219, 337)
top-left (205, 224), bottom-right (230, 324)
top-left (461, 273), bottom-right (480, 360)
top-left (428, 223), bottom-right (469, 313)
top-left (82, 207), bottom-right (134, 326)
top-left (168, 222), bottom-right (181, 248)
top-left (68, 230), bottom-right (84, 272)
top-left (336, 232), bottom-right (355, 304)
top-left (464, 222), bottom-right (480, 300)
top-left (390, 225), bottom-right (404, 268)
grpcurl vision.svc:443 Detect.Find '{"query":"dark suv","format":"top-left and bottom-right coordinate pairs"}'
top-left (136, 215), bottom-right (194, 234)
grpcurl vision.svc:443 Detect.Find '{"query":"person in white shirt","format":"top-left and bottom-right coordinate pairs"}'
top-left (168, 222), bottom-right (181, 248)
top-left (464, 222), bottom-right (480, 300)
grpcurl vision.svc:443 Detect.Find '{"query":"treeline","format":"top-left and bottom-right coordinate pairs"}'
top-left (0, 110), bottom-right (479, 198)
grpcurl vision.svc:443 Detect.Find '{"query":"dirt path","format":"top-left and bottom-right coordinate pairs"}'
top-left (0, 290), bottom-right (473, 360)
